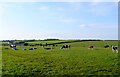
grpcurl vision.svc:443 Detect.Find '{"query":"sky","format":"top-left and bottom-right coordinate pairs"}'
top-left (0, 2), bottom-right (118, 40)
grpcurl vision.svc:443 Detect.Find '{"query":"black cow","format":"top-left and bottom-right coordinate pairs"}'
top-left (61, 45), bottom-right (70, 49)
top-left (104, 45), bottom-right (109, 48)
top-left (12, 47), bottom-right (17, 50)
top-left (22, 48), bottom-right (27, 50)
top-left (29, 48), bottom-right (33, 50)
top-left (29, 48), bottom-right (37, 50)
top-left (44, 48), bottom-right (52, 50)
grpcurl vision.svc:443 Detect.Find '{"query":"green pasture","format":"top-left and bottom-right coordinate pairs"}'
top-left (27, 40), bottom-right (71, 44)
top-left (2, 40), bottom-right (119, 76)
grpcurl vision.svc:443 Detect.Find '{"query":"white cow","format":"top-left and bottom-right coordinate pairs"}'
top-left (112, 46), bottom-right (118, 53)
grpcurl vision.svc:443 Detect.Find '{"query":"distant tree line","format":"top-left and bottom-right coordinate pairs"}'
top-left (2, 39), bottom-right (60, 42)
top-left (43, 39), bottom-right (60, 41)
top-left (2, 39), bottom-right (118, 42)
top-left (2, 39), bottom-right (118, 47)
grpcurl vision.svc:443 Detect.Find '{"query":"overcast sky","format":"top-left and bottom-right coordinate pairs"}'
top-left (0, 2), bottom-right (118, 40)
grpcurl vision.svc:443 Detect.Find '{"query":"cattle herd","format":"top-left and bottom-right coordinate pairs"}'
top-left (5, 43), bottom-right (118, 53)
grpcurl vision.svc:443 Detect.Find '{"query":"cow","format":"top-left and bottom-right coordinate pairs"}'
top-left (112, 46), bottom-right (118, 53)
top-left (61, 45), bottom-right (70, 49)
top-left (12, 47), bottom-right (17, 50)
top-left (34, 48), bottom-right (37, 49)
top-left (104, 45), bottom-right (109, 48)
top-left (10, 44), bottom-right (16, 48)
top-left (22, 48), bottom-right (27, 50)
top-left (29, 45), bottom-right (35, 46)
top-left (9, 44), bottom-right (18, 50)
top-left (29, 48), bottom-right (37, 50)
top-left (88, 45), bottom-right (93, 49)
top-left (44, 47), bottom-right (52, 50)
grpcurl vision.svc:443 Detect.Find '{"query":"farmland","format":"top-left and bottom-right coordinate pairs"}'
top-left (1, 40), bottom-right (119, 76)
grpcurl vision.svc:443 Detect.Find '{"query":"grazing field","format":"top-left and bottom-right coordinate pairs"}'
top-left (27, 40), bottom-right (68, 44)
top-left (2, 40), bottom-right (119, 76)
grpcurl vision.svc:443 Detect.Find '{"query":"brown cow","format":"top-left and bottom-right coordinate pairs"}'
top-left (88, 45), bottom-right (93, 49)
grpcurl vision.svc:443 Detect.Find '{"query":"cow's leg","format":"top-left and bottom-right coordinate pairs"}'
top-left (112, 49), bottom-right (115, 53)
top-left (113, 49), bottom-right (116, 53)
top-left (116, 50), bottom-right (118, 53)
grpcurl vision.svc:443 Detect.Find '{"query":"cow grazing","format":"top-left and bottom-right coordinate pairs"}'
top-left (9, 44), bottom-right (17, 50)
top-left (104, 45), bottom-right (109, 48)
top-left (44, 47), bottom-right (52, 50)
top-left (12, 47), bottom-right (17, 50)
top-left (61, 45), bottom-right (70, 49)
top-left (88, 46), bottom-right (93, 49)
top-left (34, 48), bottom-right (37, 49)
top-left (112, 46), bottom-right (118, 53)
top-left (10, 44), bottom-right (16, 48)
top-left (22, 48), bottom-right (27, 50)
top-left (29, 48), bottom-right (37, 50)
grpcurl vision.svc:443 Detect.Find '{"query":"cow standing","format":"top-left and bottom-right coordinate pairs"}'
top-left (29, 48), bottom-right (37, 50)
top-left (88, 45), bottom-right (93, 49)
top-left (10, 44), bottom-right (17, 50)
top-left (104, 45), bottom-right (109, 48)
top-left (112, 46), bottom-right (118, 53)
top-left (61, 45), bottom-right (70, 49)
top-left (10, 44), bottom-right (16, 48)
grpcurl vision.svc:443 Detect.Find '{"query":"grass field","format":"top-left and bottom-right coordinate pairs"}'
top-left (1, 40), bottom-right (119, 76)
top-left (27, 40), bottom-right (68, 44)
